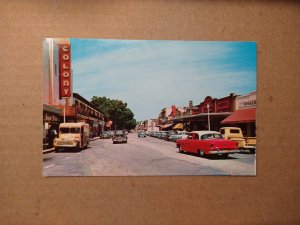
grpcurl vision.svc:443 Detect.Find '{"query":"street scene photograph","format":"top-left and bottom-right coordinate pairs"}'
top-left (43, 38), bottom-right (256, 176)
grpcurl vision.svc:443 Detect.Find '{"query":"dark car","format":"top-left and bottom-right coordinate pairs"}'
top-left (138, 131), bottom-right (147, 138)
top-left (165, 130), bottom-right (176, 141)
top-left (100, 131), bottom-right (110, 139)
top-left (112, 130), bottom-right (127, 144)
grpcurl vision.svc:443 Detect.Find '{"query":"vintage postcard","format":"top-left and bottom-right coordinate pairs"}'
top-left (43, 38), bottom-right (256, 176)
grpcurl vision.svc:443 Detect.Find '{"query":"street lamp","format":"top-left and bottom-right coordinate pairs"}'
top-left (207, 104), bottom-right (210, 131)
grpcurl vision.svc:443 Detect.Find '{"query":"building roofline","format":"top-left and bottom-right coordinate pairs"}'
top-left (73, 93), bottom-right (104, 115)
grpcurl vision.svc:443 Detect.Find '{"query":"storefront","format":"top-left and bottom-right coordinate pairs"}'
top-left (43, 104), bottom-right (62, 149)
top-left (221, 91), bottom-right (256, 137)
top-left (73, 93), bottom-right (105, 138)
top-left (168, 94), bottom-right (235, 132)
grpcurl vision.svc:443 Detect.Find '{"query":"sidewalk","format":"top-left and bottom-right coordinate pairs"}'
top-left (43, 147), bottom-right (55, 154)
top-left (43, 137), bottom-right (101, 154)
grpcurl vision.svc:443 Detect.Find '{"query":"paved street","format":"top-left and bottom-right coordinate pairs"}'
top-left (43, 133), bottom-right (256, 176)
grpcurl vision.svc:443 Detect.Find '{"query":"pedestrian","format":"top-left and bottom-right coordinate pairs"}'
top-left (49, 125), bottom-right (57, 148)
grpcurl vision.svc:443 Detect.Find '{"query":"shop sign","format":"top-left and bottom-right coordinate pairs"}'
top-left (59, 44), bottom-right (71, 98)
top-left (236, 92), bottom-right (256, 110)
top-left (44, 113), bottom-right (60, 123)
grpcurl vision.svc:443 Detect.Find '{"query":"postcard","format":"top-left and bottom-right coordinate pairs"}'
top-left (43, 38), bottom-right (256, 176)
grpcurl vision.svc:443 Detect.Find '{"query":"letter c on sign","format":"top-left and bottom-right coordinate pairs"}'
top-left (62, 45), bottom-right (69, 52)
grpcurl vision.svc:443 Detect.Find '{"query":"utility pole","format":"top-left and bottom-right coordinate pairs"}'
top-left (207, 104), bottom-right (210, 131)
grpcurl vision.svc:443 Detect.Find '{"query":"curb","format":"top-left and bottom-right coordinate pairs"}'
top-left (90, 137), bottom-right (101, 141)
top-left (43, 137), bottom-right (100, 154)
top-left (43, 147), bottom-right (55, 154)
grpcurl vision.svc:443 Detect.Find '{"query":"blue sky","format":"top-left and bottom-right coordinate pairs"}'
top-left (70, 39), bottom-right (256, 121)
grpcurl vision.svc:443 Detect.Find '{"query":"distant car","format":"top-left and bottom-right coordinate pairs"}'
top-left (169, 131), bottom-right (189, 142)
top-left (112, 130), bottom-right (127, 144)
top-left (176, 131), bottom-right (240, 158)
top-left (108, 131), bottom-right (115, 138)
top-left (165, 130), bottom-right (176, 141)
top-left (159, 131), bottom-right (168, 139)
top-left (100, 131), bottom-right (110, 139)
top-left (138, 131), bottom-right (147, 138)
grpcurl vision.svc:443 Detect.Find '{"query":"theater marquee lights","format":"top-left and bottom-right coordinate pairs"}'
top-left (59, 43), bottom-right (71, 98)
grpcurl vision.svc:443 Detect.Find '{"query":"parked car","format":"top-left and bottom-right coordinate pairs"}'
top-left (152, 131), bottom-right (159, 138)
top-left (220, 127), bottom-right (256, 154)
top-left (158, 131), bottom-right (168, 139)
top-left (100, 131), bottom-right (110, 139)
top-left (176, 131), bottom-right (240, 158)
top-left (169, 131), bottom-right (189, 142)
top-left (112, 130), bottom-right (127, 144)
top-left (165, 130), bottom-right (177, 141)
top-left (138, 131), bottom-right (147, 138)
top-left (108, 131), bottom-right (115, 138)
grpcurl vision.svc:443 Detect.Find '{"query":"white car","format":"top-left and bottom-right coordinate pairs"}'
top-left (169, 131), bottom-right (189, 142)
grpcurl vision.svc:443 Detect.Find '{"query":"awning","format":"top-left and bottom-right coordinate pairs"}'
top-left (221, 108), bottom-right (256, 124)
top-left (173, 123), bottom-right (184, 129)
top-left (43, 104), bottom-right (62, 115)
top-left (160, 123), bottom-right (174, 129)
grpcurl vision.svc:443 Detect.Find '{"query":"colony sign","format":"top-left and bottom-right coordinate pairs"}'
top-left (59, 44), bottom-right (71, 98)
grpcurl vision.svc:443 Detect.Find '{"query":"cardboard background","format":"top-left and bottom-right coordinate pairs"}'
top-left (0, 1), bottom-right (299, 224)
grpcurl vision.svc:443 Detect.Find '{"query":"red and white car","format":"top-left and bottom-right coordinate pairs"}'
top-left (176, 131), bottom-right (240, 158)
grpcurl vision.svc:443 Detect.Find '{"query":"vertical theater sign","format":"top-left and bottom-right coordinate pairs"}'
top-left (59, 43), bottom-right (71, 98)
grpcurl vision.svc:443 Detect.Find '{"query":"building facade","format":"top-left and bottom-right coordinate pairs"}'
top-left (43, 38), bottom-right (72, 148)
top-left (73, 93), bottom-right (105, 138)
top-left (43, 38), bottom-right (105, 149)
top-left (221, 91), bottom-right (256, 137)
top-left (162, 94), bottom-right (236, 132)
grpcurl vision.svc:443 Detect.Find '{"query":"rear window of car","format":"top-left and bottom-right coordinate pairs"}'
top-left (230, 129), bottom-right (240, 133)
top-left (201, 133), bottom-right (222, 140)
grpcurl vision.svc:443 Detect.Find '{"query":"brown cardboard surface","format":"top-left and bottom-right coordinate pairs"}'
top-left (0, 1), bottom-right (299, 224)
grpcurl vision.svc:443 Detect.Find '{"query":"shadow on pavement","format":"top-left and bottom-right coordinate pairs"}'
top-left (179, 151), bottom-right (238, 160)
top-left (55, 146), bottom-right (91, 153)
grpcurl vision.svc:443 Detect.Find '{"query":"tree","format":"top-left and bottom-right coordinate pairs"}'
top-left (91, 96), bottom-right (137, 130)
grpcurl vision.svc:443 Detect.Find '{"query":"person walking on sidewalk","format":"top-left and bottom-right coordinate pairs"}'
top-left (49, 125), bottom-right (57, 148)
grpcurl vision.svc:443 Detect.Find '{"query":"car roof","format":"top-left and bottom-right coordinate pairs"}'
top-left (190, 131), bottom-right (221, 136)
top-left (59, 122), bottom-right (88, 128)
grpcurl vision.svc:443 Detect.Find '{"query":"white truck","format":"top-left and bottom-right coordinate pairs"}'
top-left (219, 127), bottom-right (256, 154)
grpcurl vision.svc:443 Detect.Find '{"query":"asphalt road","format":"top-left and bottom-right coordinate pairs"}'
top-left (43, 133), bottom-right (256, 176)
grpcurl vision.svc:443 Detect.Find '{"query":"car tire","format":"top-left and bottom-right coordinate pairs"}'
top-left (178, 145), bottom-right (183, 153)
top-left (199, 150), bottom-right (205, 157)
top-left (250, 149), bottom-right (256, 154)
top-left (222, 153), bottom-right (229, 158)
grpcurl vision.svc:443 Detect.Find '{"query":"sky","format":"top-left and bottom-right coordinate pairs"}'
top-left (70, 39), bottom-right (256, 121)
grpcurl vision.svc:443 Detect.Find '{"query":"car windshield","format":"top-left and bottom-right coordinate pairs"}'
top-left (201, 133), bottom-right (222, 140)
top-left (60, 127), bottom-right (81, 133)
top-left (115, 130), bottom-right (124, 135)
